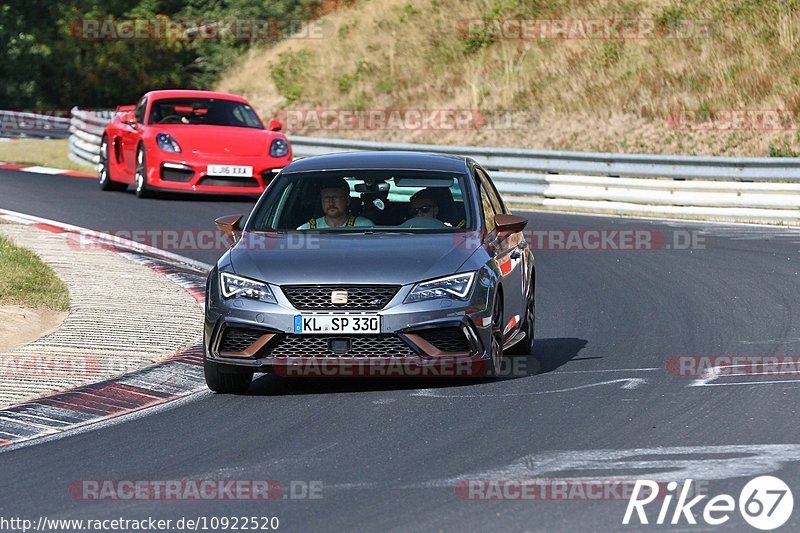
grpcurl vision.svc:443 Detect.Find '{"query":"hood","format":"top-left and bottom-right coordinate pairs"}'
top-left (155, 125), bottom-right (277, 156)
top-left (228, 232), bottom-right (480, 286)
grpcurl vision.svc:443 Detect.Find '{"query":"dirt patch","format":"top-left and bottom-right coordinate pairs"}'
top-left (0, 305), bottom-right (68, 352)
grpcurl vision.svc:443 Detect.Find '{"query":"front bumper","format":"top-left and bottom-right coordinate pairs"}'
top-left (145, 150), bottom-right (291, 194)
top-left (204, 273), bottom-right (496, 377)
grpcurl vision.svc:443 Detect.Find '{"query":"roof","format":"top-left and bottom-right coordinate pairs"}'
top-left (143, 89), bottom-right (250, 103)
top-left (282, 151), bottom-right (469, 173)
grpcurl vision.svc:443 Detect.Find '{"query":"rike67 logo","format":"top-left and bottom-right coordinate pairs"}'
top-left (623, 476), bottom-right (793, 530)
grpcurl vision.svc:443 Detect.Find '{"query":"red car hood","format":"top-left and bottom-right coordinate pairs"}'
top-left (154, 125), bottom-right (277, 157)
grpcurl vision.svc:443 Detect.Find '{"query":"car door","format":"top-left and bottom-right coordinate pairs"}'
top-left (475, 166), bottom-right (527, 341)
top-left (121, 97), bottom-right (146, 178)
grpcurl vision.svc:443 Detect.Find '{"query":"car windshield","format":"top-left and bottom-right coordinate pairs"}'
top-left (248, 170), bottom-right (473, 232)
top-left (148, 98), bottom-right (263, 128)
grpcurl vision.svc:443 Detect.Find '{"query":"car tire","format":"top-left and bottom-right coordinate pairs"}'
top-left (486, 297), bottom-right (506, 377)
top-left (203, 356), bottom-right (253, 394)
top-left (506, 299), bottom-right (535, 356)
top-left (134, 146), bottom-right (153, 198)
top-left (98, 136), bottom-right (126, 191)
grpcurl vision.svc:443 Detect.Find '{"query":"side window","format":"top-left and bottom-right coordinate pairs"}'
top-left (133, 98), bottom-right (147, 124)
top-left (476, 167), bottom-right (507, 215)
top-left (480, 183), bottom-right (498, 232)
top-left (255, 180), bottom-right (294, 230)
top-left (239, 105), bottom-right (262, 128)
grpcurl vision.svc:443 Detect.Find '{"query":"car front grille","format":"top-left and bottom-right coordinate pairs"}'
top-left (261, 169), bottom-right (280, 186)
top-left (198, 176), bottom-right (259, 187)
top-left (161, 165), bottom-right (194, 182)
top-left (282, 285), bottom-right (400, 310)
top-left (264, 334), bottom-right (414, 358)
top-left (416, 327), bottom-right (472, 353)
top-left (219, 327), bottom-right (263, 353)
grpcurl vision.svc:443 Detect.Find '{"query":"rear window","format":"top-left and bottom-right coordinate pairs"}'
top-left (248, 170), bottom-right (473, 232)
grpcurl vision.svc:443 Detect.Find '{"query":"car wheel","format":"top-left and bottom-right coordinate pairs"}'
top-left (203, 356), bottom-right (253, 394)
top-left (506, 298), bottom-right (535, 356)
top-left (98, 136), bottom-right (126, 191)
top-left (134, 146), bottom-right (152, 198)
top-left (486, 297), bottom-right (506, 377)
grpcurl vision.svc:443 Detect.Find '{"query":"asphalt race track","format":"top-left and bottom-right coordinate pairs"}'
top-left (2, 167), bottom-right (800, 531)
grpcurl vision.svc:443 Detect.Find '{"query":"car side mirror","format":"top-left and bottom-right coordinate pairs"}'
top-left (267, 119), bottom-right (283, 131)
top-left (121, 111), bottom-right (137, 127)
top-left (494, 214), bottom-right (527, 233)
top-left (215, 214), bottom-right (244, 244)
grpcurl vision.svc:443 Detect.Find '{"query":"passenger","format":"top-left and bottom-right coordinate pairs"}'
top-left (408, 189), bottom-right (440, 219)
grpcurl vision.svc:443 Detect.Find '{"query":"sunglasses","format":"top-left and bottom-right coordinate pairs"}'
top-left (411, 205), bottom-right (436, 214)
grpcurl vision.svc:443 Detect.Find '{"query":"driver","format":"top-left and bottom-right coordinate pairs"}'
top-left (298, 178), bottom-right (373, 229)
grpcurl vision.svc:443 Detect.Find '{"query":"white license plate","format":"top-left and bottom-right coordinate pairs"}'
top-left (293, 314), bottom-right (381, 334)
top-left (207, 165), bottom-right (253, 177)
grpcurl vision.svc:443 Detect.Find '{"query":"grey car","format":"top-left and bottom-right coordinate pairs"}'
top-left (203, 151), bottom-right (535, 393)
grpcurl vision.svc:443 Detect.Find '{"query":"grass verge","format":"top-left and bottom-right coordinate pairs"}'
top-left (0, 139), bottom-right (90, 172)
top-left (0, 233), bottom-right (70, 311)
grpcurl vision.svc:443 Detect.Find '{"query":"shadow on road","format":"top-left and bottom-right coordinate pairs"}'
top-left (530, 337), bottom-right (590, 374)
top-left (127, 190), bottom-right (259, 203)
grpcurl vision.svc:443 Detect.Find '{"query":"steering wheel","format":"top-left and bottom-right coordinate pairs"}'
top-left (158, 115), bottom-right (184, 124)
top-left (397, 216), bottom-right (448, 229)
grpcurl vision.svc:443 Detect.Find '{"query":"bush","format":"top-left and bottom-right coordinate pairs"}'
top-left (270, 50), bottom-right (311, 104)
top-left (768, 141), bottom-right (800, 157)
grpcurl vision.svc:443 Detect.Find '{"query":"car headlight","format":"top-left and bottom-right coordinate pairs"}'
top-left (156, 133), bottom-right (181, 153)
top-left (220, 272), bottom-right (276, 304)
top-left (269, 138), bottom-right (289, 157)
top-left (405, 272), bottom-right (476, 303)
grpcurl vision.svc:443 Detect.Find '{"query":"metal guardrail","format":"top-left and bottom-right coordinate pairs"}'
top-left (68, 108), bottom-right (800, 225)
top-left (0, 110), bottom-right (70, 139)
top-left (288, 136), bottom-right (800, 224)
top-left (68, 108), bottom-right (114, 166)
top-left (289, 136), bottom-right (800, 182)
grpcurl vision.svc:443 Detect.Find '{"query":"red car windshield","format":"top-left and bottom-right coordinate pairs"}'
top-left (148, 98), bottom-right (263, 129)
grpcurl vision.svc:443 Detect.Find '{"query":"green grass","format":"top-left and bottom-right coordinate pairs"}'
top-left (0, 139), bottom-right (89, 172)
top-left (0, 233), bottom-right (69, 311)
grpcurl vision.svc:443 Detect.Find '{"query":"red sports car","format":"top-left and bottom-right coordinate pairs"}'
top-left (98, 89), bottom-right (291, 198)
